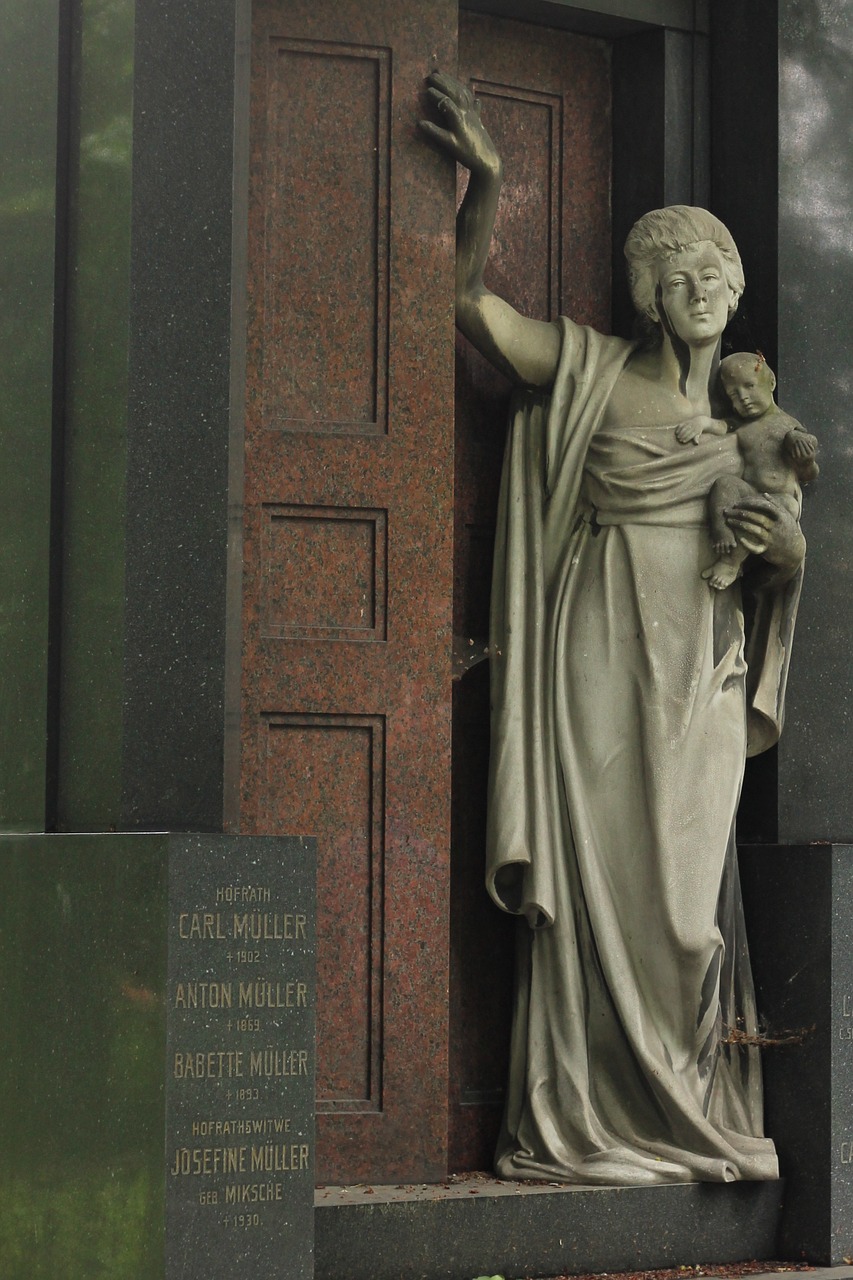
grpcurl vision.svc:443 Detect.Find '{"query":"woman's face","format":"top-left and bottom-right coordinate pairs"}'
top-left (655, 242), bottom-right (736, 346)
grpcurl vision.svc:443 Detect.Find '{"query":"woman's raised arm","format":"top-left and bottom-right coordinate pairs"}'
top-left (421, 72), bottom-right (560, 388)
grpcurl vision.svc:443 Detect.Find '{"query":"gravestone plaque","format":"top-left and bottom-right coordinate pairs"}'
top-left (165, 836), bottom-right (315, 1278)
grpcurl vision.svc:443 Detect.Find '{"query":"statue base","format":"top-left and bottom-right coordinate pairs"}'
top-left (315, 1179), bottom-right (783, 1280)
top-left (314, 843), bottom-right (853, 1280)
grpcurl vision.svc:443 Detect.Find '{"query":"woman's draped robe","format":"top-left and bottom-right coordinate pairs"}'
top-left (487, 319), bottom-right (802, 1185)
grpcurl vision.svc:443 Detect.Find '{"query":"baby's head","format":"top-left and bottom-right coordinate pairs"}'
top-left (720, 352), bottom-right (776, 419)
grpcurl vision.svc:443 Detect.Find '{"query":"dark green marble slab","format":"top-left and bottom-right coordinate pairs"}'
top-left (0, 834), bottom-right (316, 1279)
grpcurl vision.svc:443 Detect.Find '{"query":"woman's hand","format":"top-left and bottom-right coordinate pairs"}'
top-left (419, 70), bottom-right (560, 387)
top-left (420, 71), bottom-right (501, 178)
top-left (725, 495), bottom-right (806, 578)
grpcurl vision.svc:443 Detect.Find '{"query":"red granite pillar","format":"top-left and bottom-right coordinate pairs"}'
top-left (240, 0), bottom-right (457, 1184)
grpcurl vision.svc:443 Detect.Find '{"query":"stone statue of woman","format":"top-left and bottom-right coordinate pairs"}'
top-left (423, 72), bottom-right (806, 1185)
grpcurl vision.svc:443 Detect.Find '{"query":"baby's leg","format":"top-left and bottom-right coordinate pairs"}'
top-left (775, 491), bottom-right (801, 519)
top-left (703, 476), bottom-right (755, 590)
top-left (707, 476), bottom-right (754, 554)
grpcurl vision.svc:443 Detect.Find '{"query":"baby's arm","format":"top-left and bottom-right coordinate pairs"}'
top-left (784, 422), bottom-right (818, 460)
top-left (783, 419), bottom-right (819, 481)
top-left (675, 415), bottom-right (729, 445)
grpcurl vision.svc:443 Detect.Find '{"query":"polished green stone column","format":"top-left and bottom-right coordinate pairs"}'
top-left (0, 0), bottom-right (135, 833)
top-left (0, 834), bottom-right (167, 1279)
top-left (0, 0), bottom-right (61, 829)
top-left (57, 0), bottom-right (134, 829)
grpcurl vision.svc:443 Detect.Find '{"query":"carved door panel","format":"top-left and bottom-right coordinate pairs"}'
top-left (240, 0), bottom-right (612, 1186)
top-left (240, 0), bottom-right (456, 1183)
top-left (449, 11), bottom-right (612, 1171)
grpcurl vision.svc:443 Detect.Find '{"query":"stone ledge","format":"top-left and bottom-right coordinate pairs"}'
top-left (315, 1177), bottom-right (784, 1280)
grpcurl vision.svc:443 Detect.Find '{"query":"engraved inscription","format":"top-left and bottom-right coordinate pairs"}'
top-left (191, 1117), bottom-right (291, 1136)
top-left (175, 982), bottom-right (233, 1008)
top-left (169, 1144), bottom-right (309, 1176)
top-left (216, 884), bottom-right (272, 903)
top-left (174, 1052), bottom-right (245, 1079)
top-left (165, 839), bottom-right (314, 1273)
top-left (176, 912), bottom-right (308, 942)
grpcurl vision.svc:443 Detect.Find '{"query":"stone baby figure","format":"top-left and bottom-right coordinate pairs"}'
top-left (676, 352), bottom-right (819, 589)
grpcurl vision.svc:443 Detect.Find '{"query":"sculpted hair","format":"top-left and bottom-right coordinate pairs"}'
top-left (624, 205), bottom-right (745, 323)
top-left (720, 351), bottom-right (775, 384)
